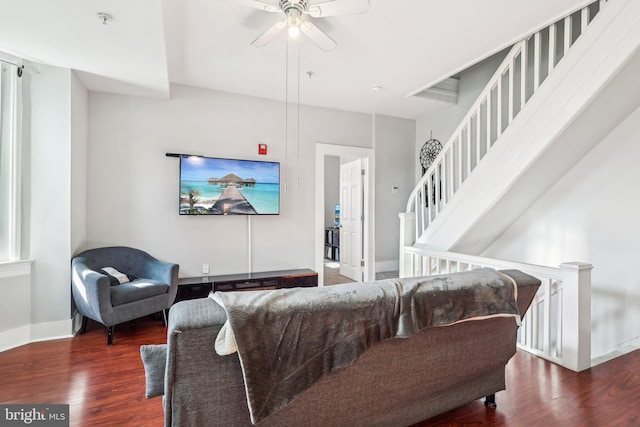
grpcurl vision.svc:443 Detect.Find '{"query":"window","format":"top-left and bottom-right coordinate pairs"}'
top-left (0, 57), bottom-right (23, 263)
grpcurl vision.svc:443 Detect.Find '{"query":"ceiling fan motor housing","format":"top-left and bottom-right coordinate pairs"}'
top-left (280, 0), bottom-right (308, 15)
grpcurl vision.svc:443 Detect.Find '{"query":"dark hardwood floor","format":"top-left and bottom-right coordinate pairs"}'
top-left (0, 315), bottom-right (638, 426)
top-left (412, 349), bottom-right (640, 427)
top-left (0, 317), bottom-right (166, 427)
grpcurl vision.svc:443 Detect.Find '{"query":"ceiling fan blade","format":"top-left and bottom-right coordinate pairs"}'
top-left (306, 0), bottom-right (370, 18)
top-left (251, 21), bottom-right (287, 47)
top-left (237, 0), bottom-right (281, 13)
top-left (300, 21), bottom-right (337, 52)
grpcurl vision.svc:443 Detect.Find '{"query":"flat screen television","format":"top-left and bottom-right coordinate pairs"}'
top-left (179, 155), bottom-right (280, 215)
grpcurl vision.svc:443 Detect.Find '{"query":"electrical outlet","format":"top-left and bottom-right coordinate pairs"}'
top-left (202, 263), bottom-right (210, 275)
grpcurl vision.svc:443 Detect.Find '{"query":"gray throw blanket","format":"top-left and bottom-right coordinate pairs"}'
top-left (209, 268), bottom-right (520, 424)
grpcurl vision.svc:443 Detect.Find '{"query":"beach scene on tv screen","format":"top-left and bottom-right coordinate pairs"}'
top-left (180, 156), bottom-right (280, 215)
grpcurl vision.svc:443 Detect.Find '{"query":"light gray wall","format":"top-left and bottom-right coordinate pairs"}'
top-left (87, 84), bottom-right (374, 277)
top-left (415, 50), bottom-right (508, 181)
top-left (0, 274), bottom-right (30, 338)
top-left (1, 78), bottom-right (414, 346)
top-left (374, 114), bottom-right (415, 271)
top-left (482, 104), bottom-right (640, 359)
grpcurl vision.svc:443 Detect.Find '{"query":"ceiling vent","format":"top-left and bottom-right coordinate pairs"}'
top-left (412, 77), bottom-right (459, 104)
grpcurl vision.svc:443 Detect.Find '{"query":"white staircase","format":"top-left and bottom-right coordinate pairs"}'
top-left (399, 0), bottom-right (640, 371)
top-left (402, 0), bottom-right (640, 253)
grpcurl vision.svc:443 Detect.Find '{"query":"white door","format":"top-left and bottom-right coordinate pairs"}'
top-left (339, 159), bottom-right (363, 281)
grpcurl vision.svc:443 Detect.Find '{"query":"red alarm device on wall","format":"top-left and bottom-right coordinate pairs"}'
top-left (258, 144), bottom-right (267, 155)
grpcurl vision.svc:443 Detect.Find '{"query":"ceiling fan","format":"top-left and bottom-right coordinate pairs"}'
top-left (243, 0), bottom-right (370, 52)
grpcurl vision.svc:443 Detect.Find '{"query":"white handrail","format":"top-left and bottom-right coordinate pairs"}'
top-left (400, 246), bottom-right (592, 371)
top-left (406, 0), bottom-right (607, 243)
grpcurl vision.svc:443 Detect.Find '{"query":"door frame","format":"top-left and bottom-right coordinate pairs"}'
top-left (315, 143), bottom-right (375, 286)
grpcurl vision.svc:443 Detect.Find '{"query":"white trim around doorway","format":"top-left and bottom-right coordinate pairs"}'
top-left (315, 143), bottom-right (375, 286)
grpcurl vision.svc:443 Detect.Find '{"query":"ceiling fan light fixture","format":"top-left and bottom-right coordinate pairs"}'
top-left (288, 24), bottom-right (301, 38)
top-left (286, 8), bottom-right (302, 38)
top-left (249, 0), bottom-right (366, 50)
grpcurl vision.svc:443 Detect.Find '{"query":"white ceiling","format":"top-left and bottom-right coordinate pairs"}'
top-left (0, 0), bottom-right (592, 120)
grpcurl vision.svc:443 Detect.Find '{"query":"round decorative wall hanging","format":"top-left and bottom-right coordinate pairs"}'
top-left (419, 132), bottom-right (442, 175)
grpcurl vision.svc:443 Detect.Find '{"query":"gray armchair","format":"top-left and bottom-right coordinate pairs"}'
top-left (71, 246), bottom-right (179, 345)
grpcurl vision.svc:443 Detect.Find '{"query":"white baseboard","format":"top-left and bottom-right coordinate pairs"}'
top-left (30, 318), bottom-right (74, 343)
top-left (0, 325), bottom-right (30, 353)
top-left (591, 336), bottom-right (640, 367)
top-left (375, 260), bottom-right (399, 273)
top-left (0, 319), bottom-right (74, 353)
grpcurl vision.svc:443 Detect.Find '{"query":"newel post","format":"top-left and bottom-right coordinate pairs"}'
top-left (398, 212), bottom-right (416, 278)
top-left (559, 262), bottom-right (593, 372)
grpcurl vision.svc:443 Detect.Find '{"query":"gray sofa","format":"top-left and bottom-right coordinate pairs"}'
top-left (143, 269), bottom-right (539, 426)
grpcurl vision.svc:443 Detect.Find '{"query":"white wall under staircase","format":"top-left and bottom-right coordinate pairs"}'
top-left (412, 0), bottom-right (640, 253)
top-left (482, 100), bottom-right (640, 361)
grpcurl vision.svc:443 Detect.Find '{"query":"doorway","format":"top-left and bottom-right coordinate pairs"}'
top-left (314, 143), bottom-right (374, 287)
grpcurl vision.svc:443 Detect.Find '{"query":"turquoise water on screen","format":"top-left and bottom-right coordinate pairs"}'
top-left (180, 180), bottom-right (279, 214)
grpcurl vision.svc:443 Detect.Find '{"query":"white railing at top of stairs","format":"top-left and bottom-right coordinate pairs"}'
top-left (405, 0), bottom-right (609, 244)
top-left (401, 247), bottom-right (593, 372)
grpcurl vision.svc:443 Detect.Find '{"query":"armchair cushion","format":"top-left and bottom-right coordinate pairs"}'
top-left (111, 279), bottom-right (169, 306)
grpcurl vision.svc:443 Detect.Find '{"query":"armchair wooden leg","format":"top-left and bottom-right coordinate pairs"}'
top-left (107, 326), bottom-right (114, 346)
top-left (80, 316), bottom-right (88, 334)
top-left (162, 309), bottom-right (168, 327)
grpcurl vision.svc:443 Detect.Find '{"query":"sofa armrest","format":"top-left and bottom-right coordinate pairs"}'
top-left (500, 269), bottom-right (541, 316)
top-left (165, 298), bottom-right (247, 427)
top-left (139, 300), bottom-right (227, 417)
top-left (168, 298), bottom-right (227, 333)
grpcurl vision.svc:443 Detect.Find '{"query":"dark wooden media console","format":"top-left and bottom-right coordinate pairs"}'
top-left (175, 268), bottom-right (318, 302)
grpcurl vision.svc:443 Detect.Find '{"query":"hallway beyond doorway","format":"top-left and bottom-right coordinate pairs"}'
top-left (323, 260), bottom-right (399, 286)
